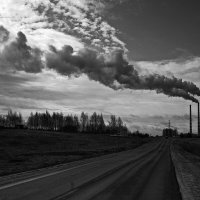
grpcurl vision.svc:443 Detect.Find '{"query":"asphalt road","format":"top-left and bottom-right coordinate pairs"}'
top-left (0, 139), bottom-right (182, 200)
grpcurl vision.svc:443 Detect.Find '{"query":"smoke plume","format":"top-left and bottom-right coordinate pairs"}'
top-left (0, 26), bottom-right (9, 43)
top-left (1, 30), bottom-right (199, 103)
top-left (46, 45), bottom-right (200, 102)
top-left (0, 31), bottom-right (43, 73)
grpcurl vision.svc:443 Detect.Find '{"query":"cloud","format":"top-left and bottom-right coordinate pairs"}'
top-left (27, 29), bottom-right (84, 52)
top-left (0, 31), bottom-right (44, 73)
top-left (180, 66), bottom-right (200, 75)
top-left (0, 25), bottom-right (9, 43)
top-left (46, 45), bottom-right (200, 103)
top-left (123, 113), bottom-right (199, 135)
top-left (0, 0), bottom-right (83, 53)
top-left (0, 0), bottom-right (200, 135)
top-left (0, 67), bottom-right (197, 135)
top-left (0, 0), bottom-right (127, 53)
top-left (0, 28), bottom-right (199, 104)
top-left (136, 57), bottom-right (200, 84)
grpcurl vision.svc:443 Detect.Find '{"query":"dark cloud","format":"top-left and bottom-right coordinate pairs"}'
top-left (180, 66), bottom-right (200, 76)
top-left (143, 74), bottom-right (200, 102)
top-left (0, 26), bottom-right (9, 43)
top-left (46, 45), bottom-right (200, 102)
top-left (157, 88), bottom-right (198, 103)
top-left (0, 31), bottom-right (44, 73)
top-left (1, 31), bottom-right (199, 103)
top-left (46, 46), bottom-right (141, 89)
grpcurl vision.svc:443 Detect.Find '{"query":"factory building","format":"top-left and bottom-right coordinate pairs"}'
top-left (162, 121), bottom-right (178, 137)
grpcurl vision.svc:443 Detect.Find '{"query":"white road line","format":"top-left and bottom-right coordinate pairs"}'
top-left (0, 142), bottom-right (159, 191)
top-left (0, 158), bottom-right (109, 191)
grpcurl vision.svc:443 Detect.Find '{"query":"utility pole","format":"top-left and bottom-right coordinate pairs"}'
top-left (168, 120), bottom-right (171, 129)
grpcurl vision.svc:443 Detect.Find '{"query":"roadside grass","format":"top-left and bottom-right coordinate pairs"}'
top-left (0, 129), bottom-right (151, 176)
top-left (175, 138), bottom-right (200, 157)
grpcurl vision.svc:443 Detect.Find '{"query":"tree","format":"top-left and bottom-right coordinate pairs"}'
top-left (27, 112), bottom-right (34, 129)
top-left (90, 112), bottom-right (98, 133)
top-left (117, 117), bottom-right (123, 133)
top-left (34, 112), bottom-right (39, 129)
top-left (80, 112), bottom-right (89, 132)
top-left (73, 115), bottom-right (80, 132)
top-left (0, 115), bottom-right (6, 127)
top-left (63, 115), bottom-right (79, 132)
top-left (97, 114), bottom-right (105, 133)
top-left (108, 115), bottom-right (117, 134)
top-left (26, 111), bottom-right (130, 135)
top-left (57, 112), bottom-right (64, 131)
top-left (6, 109), bottom-right (23, 127)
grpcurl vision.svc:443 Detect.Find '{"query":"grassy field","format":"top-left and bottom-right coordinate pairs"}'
top-left (175, 138), bottom-right (200, 157)
top-left (0, 129), bottom-right (151, 176)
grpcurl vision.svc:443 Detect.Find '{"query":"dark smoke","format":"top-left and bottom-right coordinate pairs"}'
top-left (1, 30), bottom-right (199, 103)
top-left (0, 26), bottom-right (9, 43)
top-left (0, 31), bottom-right (43, 73)
top-left (143, 74), bottom-right (200, 96)
top-left (46, 46), bottom-right (142, 90)
top-left (46, 45), bottom-right (200, 102)
top-left (157, 88), bottom-right (199, 103)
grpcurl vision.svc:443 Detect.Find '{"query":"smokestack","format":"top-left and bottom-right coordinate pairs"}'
top-left (198, 102), bottom-right (200, 136)
top-left (190, 105), bottom-right (192, 135)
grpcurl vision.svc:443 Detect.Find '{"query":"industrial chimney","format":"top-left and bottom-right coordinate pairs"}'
top-left (198, 102), bottom-right (200, 136)
top-left (190, 105), bottom-right (192, 135)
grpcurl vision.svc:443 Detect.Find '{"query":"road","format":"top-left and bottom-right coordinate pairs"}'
top-left (0, 139), bottom-right (182, 200)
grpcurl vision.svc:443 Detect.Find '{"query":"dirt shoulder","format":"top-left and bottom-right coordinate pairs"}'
top-left (171, 140), bottom-right (200, 200)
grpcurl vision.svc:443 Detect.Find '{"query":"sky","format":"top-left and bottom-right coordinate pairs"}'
top-left (0, 0), bottom-right (200, 135)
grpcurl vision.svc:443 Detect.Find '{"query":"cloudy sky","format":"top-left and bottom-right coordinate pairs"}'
top-left (0, 0), bottom-right (200, 135)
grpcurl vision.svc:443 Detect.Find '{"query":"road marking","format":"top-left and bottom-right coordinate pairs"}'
top-left (0, 158), bottom-right (110, 191)
top-left (0, 141), bottom-right (161, 191)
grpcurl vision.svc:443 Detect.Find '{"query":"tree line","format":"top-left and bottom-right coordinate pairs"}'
top-left (0, 110), bottom-right (23, 128)
top-left (27, 111), bottom-right (128, 134)
top-left (0, 109), bottom-right (129, 135)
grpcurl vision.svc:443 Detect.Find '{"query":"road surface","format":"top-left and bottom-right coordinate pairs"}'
top-left (0, 139), bottom-right (182, 200)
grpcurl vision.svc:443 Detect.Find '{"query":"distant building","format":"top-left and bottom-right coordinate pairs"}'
top-left (162, 120), bottom-right (178, 137)
top-left (162, 128), bottom-right (177, 137)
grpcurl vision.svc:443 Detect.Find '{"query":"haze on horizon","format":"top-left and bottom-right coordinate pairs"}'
top-left (0, 0), bottom-right (200, 135)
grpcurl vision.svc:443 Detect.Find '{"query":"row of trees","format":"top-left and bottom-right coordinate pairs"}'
top-left (0, 109), bottom-right (128, 134)
top-left (27, 111), bottom-right (128, 134)
top-left (0, 110), bottom-right (23, 128)
top-left (0, 110), bottom-right (151, 137)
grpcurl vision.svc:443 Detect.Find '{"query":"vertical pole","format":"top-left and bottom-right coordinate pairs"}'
top-left (190, 105), bottom-right (192, 135)
top-left (198, 102), bottom-right (200, 136)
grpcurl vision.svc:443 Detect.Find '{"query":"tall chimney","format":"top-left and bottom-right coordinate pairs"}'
top-left (198, 102), bottom-right (200, 136)
top-left (190, 105), bottom-right (192, 135)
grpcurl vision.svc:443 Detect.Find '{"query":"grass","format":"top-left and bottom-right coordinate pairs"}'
top-left (0, 128), bottom-right (151, 176)
top-left (175, 138), bottom-right (200, 157)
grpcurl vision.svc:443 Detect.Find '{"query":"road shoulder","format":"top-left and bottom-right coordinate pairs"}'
top-left (171, 140), bottom-right (200, 200)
